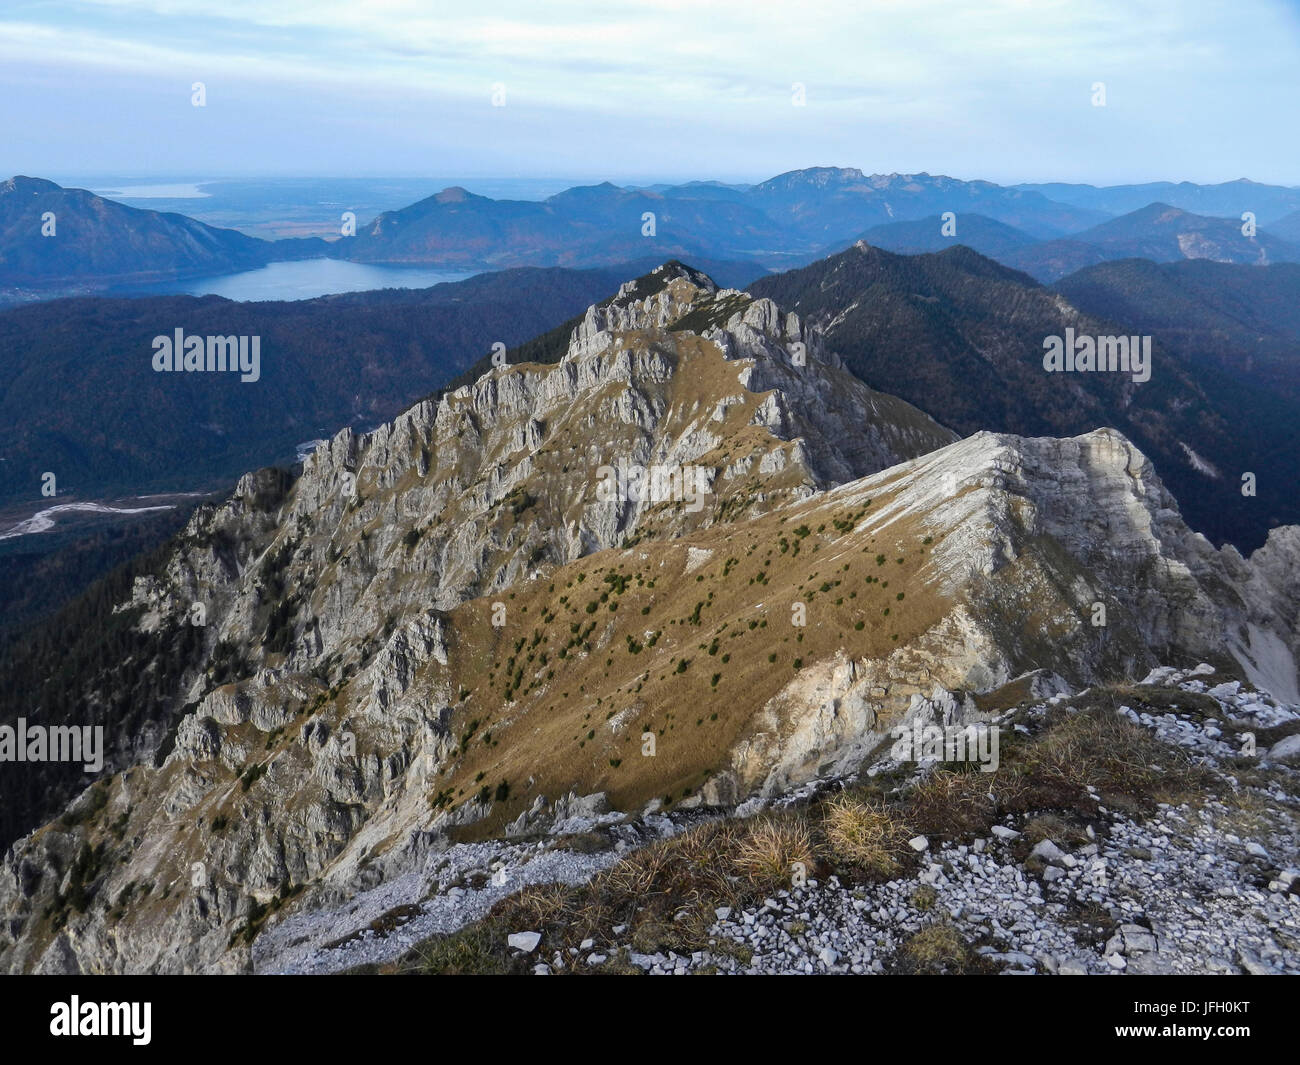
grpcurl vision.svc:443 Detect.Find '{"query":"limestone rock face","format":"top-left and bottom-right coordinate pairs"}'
top-left (0, 262), bottom-right (1295, 975)
top-left (708, 429), bottom-right (1299, 799)
top-left (1223, 526), bottom-right (1300, 703)
top-left (160, 260), bottom-right (957, 691)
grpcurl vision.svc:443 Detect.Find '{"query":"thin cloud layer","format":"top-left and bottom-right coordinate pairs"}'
top-left (2, 0), bottom-right (1297, 182)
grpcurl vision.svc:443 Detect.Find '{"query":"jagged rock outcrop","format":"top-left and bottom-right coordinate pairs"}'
top-left (160, 261), bottom-right (956, 686)
top-left (0, 263), bottom-right (1295, 975)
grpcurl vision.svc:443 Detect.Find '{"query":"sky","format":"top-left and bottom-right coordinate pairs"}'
top-left (1, 0), bottom-right (1298, 187)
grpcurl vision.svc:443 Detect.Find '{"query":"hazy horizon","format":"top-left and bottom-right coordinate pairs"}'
top-left (25, 170), bottom-right (1300, 195)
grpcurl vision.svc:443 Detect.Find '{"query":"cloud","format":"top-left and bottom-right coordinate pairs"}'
top-left (1, 0), bottom-right (1297, 182)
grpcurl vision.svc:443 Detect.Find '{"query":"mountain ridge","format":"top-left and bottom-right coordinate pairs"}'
top-left (0, 175), bottom-right (327, 291)
top-left (748, 241), bottom-right (1300, 549)
top-left (8, 171), bottom-right (1300, 297)
top-left (0, 260), bottom-right (1297, 973)
top-left (1005, 202), bottom-right (1300, 281)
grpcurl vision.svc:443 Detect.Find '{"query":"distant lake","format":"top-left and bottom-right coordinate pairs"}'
top-left (114, 259), bottom-right (474, 302)
top-left (93, 183), bottom-right (212, 199)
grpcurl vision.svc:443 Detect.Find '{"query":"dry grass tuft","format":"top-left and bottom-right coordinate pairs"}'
top-left (821, 794), bottom-right (911, 877)
top-left (396, 917), bottom-right (519, 975)
top-left (731, 816), bottom-right (814, 888)
top-left (1022, 813), bottom-right (1090, 847)
top-left (1015, 704), bottom-right (1216, 812)
top-left (893, 921), bottom-right (991, 974)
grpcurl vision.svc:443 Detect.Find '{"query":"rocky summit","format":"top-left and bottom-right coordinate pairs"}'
top-left (1, 262), bottom-right (1296, 976)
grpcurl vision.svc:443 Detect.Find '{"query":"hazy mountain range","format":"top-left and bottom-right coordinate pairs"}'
top-left (839, 203), bottom-right (1300, 281)
top-left (1012, 178), bottom-right (1300, 222)
top-left (5, 168), bottom-right (1300, 298)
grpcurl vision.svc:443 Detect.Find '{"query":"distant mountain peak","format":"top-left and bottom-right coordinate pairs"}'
top-left (759, 166), bottom-right (868, 190)
top-left (1, 175), bottom-right (63, 196)
top-left (545, 180), bottom-right (625, 203)
top-left (1133, 201), bottom-right (1188, 219)
top-left (650, 258), bottom-right (717, 286)
top-left (581, 260), bottom-right (721, 332)
top-left (845, 239), bottom-right (896, 262)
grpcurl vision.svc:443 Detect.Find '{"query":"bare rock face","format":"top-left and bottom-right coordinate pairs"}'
top-left (1223, 526), bottom-right (1300, 703)
top-left (0, 263), bottom-right (1295, 975)
top-left (707, 428), bottom-right (1299, 800)
top-left (571, 264), bottom-right (718, 345)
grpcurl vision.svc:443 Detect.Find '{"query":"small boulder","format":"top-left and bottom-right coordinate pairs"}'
top-left (1029, 839), bottom-right (1066, 864)
top-left (1266, 734), bottom-right (1300, 763)
top-left (508, 931), bottom-right (542, 953)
